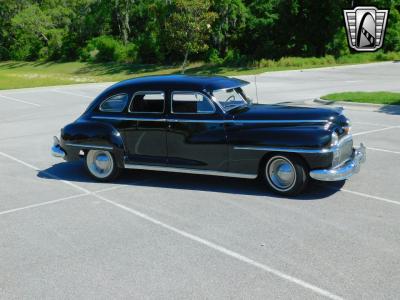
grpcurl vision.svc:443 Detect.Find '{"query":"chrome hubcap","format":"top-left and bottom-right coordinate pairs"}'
top-left (86, 150), bottom-right (113, 178)
top-left (266, 157), bottom-right (296, 191)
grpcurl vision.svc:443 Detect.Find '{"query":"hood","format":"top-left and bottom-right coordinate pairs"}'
top-left (231, 104), bottom-right (341, 122)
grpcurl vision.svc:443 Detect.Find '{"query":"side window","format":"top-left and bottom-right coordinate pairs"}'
top-left (129, 91), bottom-right (165, 113)
top-left (99, 94), bottom-right (129, 112)
top-left (172, 92), bottom-right (215, 114)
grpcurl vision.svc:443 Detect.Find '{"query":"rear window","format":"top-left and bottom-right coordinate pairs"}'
top-left (99, 94), bottom-right (129, 112)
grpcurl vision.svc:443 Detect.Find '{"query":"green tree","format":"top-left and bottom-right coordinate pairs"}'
top-left (129, 0), bottom-right (168, 63)
top-left (273, 0), bottom-right (345, 57)
top-left (165, 0), bottom-right (217, 72)
top-left (241, 0), bottom-right (279, 58)
top-left (113, 0), bottom-right (135, 45)
top-left (210, 0), bottom-right (248, 56)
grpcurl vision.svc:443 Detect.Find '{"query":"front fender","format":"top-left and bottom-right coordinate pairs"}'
top-left (226, 123), bottom-right (334, 174)
top-left (60, 120), bottom-right (125, 167)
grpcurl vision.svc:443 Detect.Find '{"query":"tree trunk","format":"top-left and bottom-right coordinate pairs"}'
top-left (115, 0), bottom-right (131, 45)
top-left (122, 0), bottom-right (130, 45)
top-left (181, 50), bottom-right (189, 74)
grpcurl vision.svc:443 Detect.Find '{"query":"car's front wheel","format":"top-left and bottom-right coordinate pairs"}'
top-left (263, 154), bottom-right (308, 196)
top-left (85, 149), bottom-right (120, 182)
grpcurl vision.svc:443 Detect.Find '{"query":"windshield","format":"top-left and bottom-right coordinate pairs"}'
top-left (211, 88), bottom-right (249, 112)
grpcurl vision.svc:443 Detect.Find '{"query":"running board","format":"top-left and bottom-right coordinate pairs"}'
top-left (124, 163), bottom-right (257, 179)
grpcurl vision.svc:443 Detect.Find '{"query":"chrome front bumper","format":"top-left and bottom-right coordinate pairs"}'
top-left (309, 144), bottom-right (366, 181)
top-left (51, 136), bottom-right (66, 158)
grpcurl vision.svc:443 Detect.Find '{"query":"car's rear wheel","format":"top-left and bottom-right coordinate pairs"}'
top-left (263, 154), bottom-right (308, 196)
top-left (85, 149), bottom-right (120, 181)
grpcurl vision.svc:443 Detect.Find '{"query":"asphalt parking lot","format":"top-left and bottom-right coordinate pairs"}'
top-left (0, 63), bottom-right (399, 299)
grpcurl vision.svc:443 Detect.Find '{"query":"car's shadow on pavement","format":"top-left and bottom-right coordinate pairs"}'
top-left (38, 161), bottom-right (345, 201)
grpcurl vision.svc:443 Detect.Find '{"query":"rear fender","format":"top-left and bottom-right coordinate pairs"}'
top-left (60, 120), bottom-right (125, 168)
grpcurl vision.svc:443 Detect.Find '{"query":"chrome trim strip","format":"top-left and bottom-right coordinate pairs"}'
top-left (234, 134), bottom-right (354, 154)
top-left (230, 119), bottom-right (327, 124)
top-left (128, 91), bottom-right (165, 114)
top-left (233, 146), bottom-right (332, 153)
top-left (65, 143), bottom-right (113, 150)
top-left (167, 118), bottom-right (224, 123)
top-left (124, 163), bottom-right (257, 179)
top-left (92, 116), bottom-right (166, 122)
top-left (91, 115), bottom-right (328, 124)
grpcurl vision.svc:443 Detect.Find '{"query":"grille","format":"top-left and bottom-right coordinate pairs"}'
top-left (332, 136), bottom-right (353, 167)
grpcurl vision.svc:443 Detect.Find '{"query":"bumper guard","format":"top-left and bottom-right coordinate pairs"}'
top-left (309, 143), bottom-right (366, 181)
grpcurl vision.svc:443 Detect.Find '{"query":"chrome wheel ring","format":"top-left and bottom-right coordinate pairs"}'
top-left (86, 150), bottom-right (114, 179)
top-left (266, 156), bottom-right (296, 192)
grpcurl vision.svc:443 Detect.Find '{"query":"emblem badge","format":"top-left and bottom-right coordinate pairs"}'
top-left (343, 6), bottom-right (388, 52)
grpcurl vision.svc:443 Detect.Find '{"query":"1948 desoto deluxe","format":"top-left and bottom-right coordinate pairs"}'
top-left (52, 75), bottom-right (366, 195)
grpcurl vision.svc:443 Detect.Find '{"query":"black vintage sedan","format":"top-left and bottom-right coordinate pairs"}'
top-left (52, 75), bottom-right (366, 195)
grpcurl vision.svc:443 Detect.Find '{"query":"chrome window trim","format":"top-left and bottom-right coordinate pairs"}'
top-left (99, 93), bottom-right (129, 113)
top-left (91, 115), bottom-right (328, 124)
top-left (171, 91), bottom-right (216, 115)
top-left (65, 143), bottom-right (113, 150)
top-left (124, 163), bottom-right (257, 179)
top-left (128, 91), bottom-right (165, 114)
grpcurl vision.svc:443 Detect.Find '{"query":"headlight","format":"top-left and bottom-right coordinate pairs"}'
top-left (330, 132), bottom-right (339, 147)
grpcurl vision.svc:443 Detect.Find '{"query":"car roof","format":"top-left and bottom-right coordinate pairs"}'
top-left (106, 75), bottom-right (249, 92)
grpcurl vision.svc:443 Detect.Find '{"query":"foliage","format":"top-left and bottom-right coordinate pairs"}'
top-left (81, 36), bottom-right (131, 63)
top-left (165, 0), bottom-right (217, 72)
top-left (1, 51), bottom-right (399, 90)
top-left (0, 0), bottom-right (398, 65)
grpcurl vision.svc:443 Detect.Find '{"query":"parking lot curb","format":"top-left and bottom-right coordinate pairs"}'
top-left (313, 98), bottom-right (400, 113)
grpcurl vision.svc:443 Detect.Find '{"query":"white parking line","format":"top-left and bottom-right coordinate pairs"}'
top-left (52, 89), bottom-right (94, 99)
top-left (345, 80), bottom-right (362, 83)
top-left (367, 147), bottom-right (400, 155)
top-left (0, 185), bottom-right (125, 216)
top-left (0, 151), bottom-right (88, 194)
top-left (352, 121), bottom-right (398, 127)
top-left (3, 90), bottom-right (51, 95)
top-left (352, 126), bottom-right (399, 136)
top-left (340, 188), bottom-right (400, 206)
top-left (0, 193), bottom-right (88, 216)
top-left (95, 192), bottom-right (343, 300)
top-left (0, 150), bottom-right (343, 300)
top-left (0, 94), bottom-right (41, 107)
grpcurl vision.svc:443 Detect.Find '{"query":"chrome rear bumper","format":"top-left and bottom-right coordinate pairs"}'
top-left (51, 136), bottom-right (66, 158)
top-left (309, 144), bottom-right (366, 181)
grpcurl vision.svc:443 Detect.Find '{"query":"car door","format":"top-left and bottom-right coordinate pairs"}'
top-left (166, 91), bottom-right (228, 171)
top-left (123, 90), bottom-right (168, 165)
